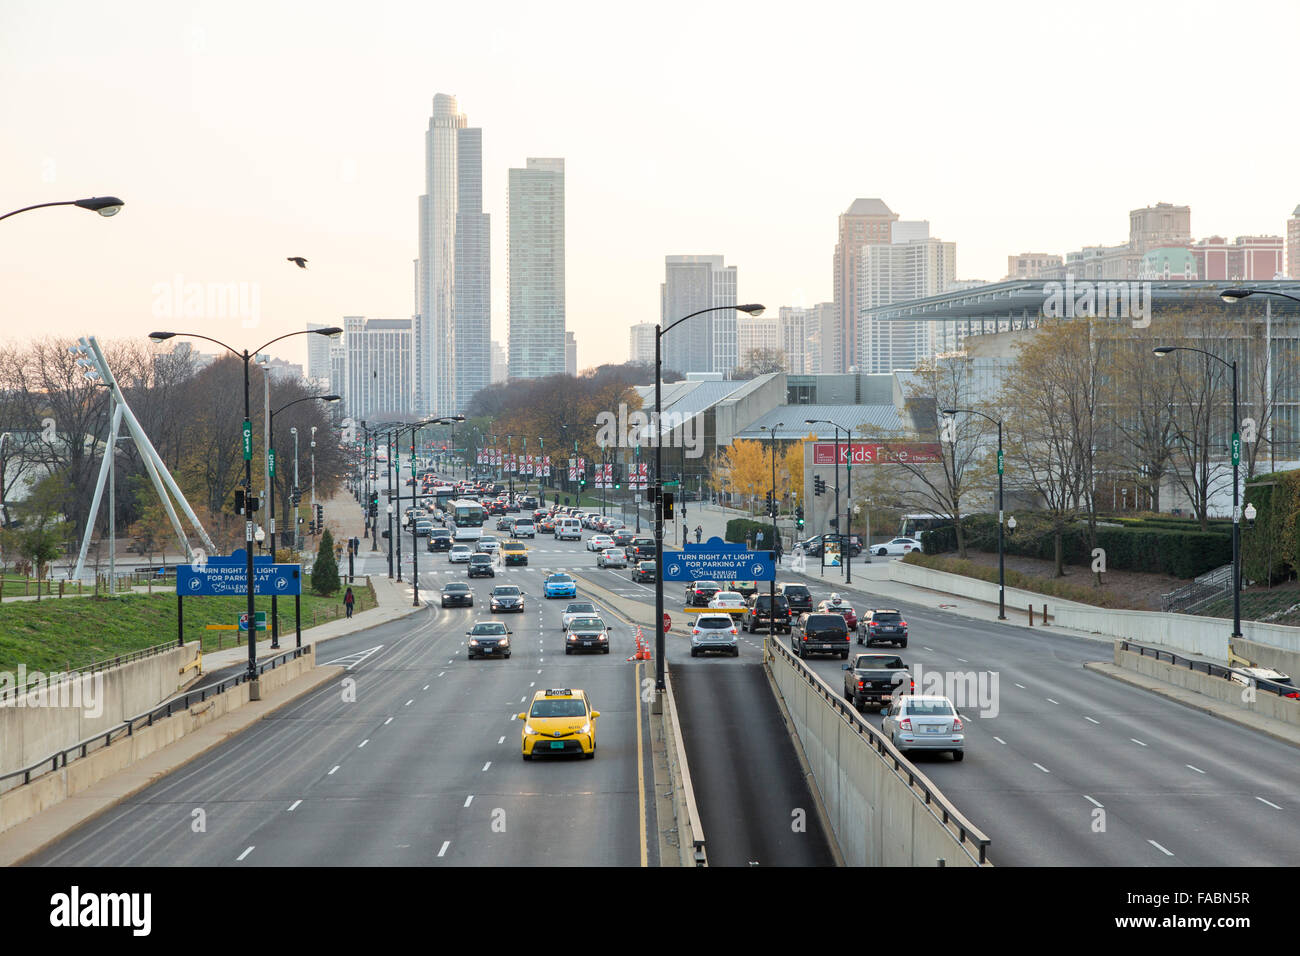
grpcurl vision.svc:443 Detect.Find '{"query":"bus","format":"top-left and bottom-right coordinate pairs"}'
top-left (427, 484), bottom-right (457, 514)
top-left (449, 498), bottom-right (487, 541)
top-left (898, 512), bottom-right (969, 539)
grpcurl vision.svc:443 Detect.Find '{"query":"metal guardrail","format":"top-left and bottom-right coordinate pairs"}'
top-left (663, 668), bottom-right (707, 866)
top-left (0, 644), bottom-right (312, 795)
top-left (768, 637), bottom-right (991, 865)
top-left (1118, 639), bottom-right (1299, 699)
top-left (0, 639), bottom-right (181, 705)
top-left (1160, 564), bottom-right (1232, 614)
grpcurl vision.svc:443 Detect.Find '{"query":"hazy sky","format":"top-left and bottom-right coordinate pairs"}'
top-left (3, 0), bottom-right (1299, 371)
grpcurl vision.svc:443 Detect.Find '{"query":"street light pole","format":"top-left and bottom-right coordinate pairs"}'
top-left (805, 419), bottom-right (844, 576)
top-left (655, 303), bottom-right (764, 696)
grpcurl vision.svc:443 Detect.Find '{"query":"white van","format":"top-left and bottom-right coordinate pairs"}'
top-left (555, 518), bottom-right (582, 541)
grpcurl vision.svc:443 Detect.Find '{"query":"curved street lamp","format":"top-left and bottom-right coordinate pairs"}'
top-left (653, 304), bottom-right (764, 694)
top-left (1, 196), bottom-right (124, 222)
top-left (148, 326), bottom-right (342, 681)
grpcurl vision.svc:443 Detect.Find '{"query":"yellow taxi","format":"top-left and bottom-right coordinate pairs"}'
top-left (501, 539), bottom-right (528, 566)
top-left (518, 688), bottom-right (599, 759)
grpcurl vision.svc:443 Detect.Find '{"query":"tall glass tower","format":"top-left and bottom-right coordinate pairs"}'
top-left (507, 158), bottom-right (566, 379)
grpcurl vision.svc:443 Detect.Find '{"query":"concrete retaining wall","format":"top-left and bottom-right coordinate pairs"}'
top-left (0, 642), bottom-right (201, 779)
top-left (888, 561), bottom-right (1078, 619)
top-left (1114, 643), bottom-right (1300, 726)
top-left (769, 647), bottom-right (988, 867)
top-left (0, 647), bottom-right (315, 836)
top-left (1236, 638), bottom-right (1300, 681)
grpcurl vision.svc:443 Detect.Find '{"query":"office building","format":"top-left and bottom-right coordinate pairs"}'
top-left (490, 341), bottom-right (508, 384)
top-left (660, 255), bottom-right (738, 376)
top-left (565, 331), bottom-right (577, 376)
top-left (454, 126), bottom-right (491, 411)
top-left (857, 221), bottom-right (957, 373)
top-left (507, 158), bottom-right (566, 379)
top-left (737, 313), bottom-right (778, 365)
top-left (1006, 253), bottom-right (1063, 280)
top-left (343, 316), bottom-right (413, 420)
top-left (1191, 235), bottom-right (1284, 281)
top-left (629, 322), bottom-right (656, 365)
top-left (833, 199), bottom-right (898, 374)
top-left (306, 324), bottom-right (332, 384)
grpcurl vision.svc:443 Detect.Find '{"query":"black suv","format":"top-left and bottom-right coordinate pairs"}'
top-left (779, 583), bottom-right (813, 615)
top-left (427, 529), bottom-right (453, 552)
top-left (468, 553), bottom-right (495, 578)
top-left (742, 594), bottom-right (791, 634)
top-left (794, 613), bottom-right (850, 659)
top-left (685, 581), bottom-right (722, 607)
top-left (861, 609), bottom-right (908, 647)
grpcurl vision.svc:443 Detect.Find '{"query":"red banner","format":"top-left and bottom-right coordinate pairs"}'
top-left (812, 442), bottom-right (943, 465)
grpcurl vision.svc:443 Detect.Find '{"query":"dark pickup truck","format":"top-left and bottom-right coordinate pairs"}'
top-left (842, 653), bottom-right (913, 711)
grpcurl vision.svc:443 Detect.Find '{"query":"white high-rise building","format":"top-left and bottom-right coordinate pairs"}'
top-left (778, 307), bottom-right (811, 374)
top-left (737, 314), bottom-right (778, 366)
top-left (507, 158), bottom-right (566, 379)
top-left (343, 316), bottom-right (414, 420)
top-left (660, 255), bottom-right (738, 376)
top-left (306, 323), bottom-right (332, 386)
top-left (490, 341), bottom-right (508, 384)
top-left (629, 322), bottom-right (655, 365)
top-left (857, 221), bottom-right (956, 373)
top-left (416, 94), bottom-right (490, 416)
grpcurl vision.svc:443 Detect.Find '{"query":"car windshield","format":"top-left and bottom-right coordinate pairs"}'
top-left (493, 586), bottom-right (520, 596)
top-left (565, 603), bottom-right (595, 614)
top-left (859, 656), bottom-right (904, 669)
top-left (696, 617), bottom-right (733, 628)
top-left (713, 592), bottom-right (742, 602)
top-left (569, 617), bottom-right (604, 630)
top-left (549, 575), bottom-right (574, 583)
top-left (451, 545), bottom-right (470, 552)
top-left (694, 582), bottom-right (720, 590)
top-left (640, 561), bottom-right (656, 570)
top-left (784, 586), bottom-right (810, 598)
top-left (873, 612), bottom-right (902, 623)
top-left (530, 699), bottom-right (587, 718)
top-left (471, 554), bottom-right (491, 562)
top-left (471, 623), bottom-right (506, 635)
top-left (904, 699), bottom-right (955, 716)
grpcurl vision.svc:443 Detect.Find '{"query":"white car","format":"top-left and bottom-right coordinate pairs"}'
top-left (586, 534), bottom-right (615, 552)
top-left (597, 547), bottom-right (628, 569)
top-left (882, 695), bottom-right (964, 760)
top-left (476, 535), bottom-right (501, 553)
top-left (561, 601), bottom-right (599, 631)
top-left (448, 544), bottom-right (473, 563)
top-left (873, 537), bottom-right (924, 557)
top-left (708, 591), bottom-right (746, 614)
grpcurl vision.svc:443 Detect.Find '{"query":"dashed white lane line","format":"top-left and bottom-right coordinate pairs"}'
top-left (1045, 698), bottom-right (1059, 705)
top-left (384, 717), bottom-right (393, 726)
top-left (237, 846), bottom-right (255, 861)
top-left (438, 673), bottom-right (445, 678)
top-left (406, 699), bottom-right (414, 707)
top-left (1148, 839), bottom-right (1174, 857)
top-left (498, 736), bottom-right (505, 744)
top-left (956, 658), bottom-right (969, 663)
top-left (424, 683), bottom-right (430, 689)
top-left (1187, 764), bottom-right (1206, 774)
top-left (358, 739), bottom-right (369, 748)
top-left (287, 800), bottom-right (302, 812)
top-left (993, 736), bottom-right (1007, 745)
top-left (438, 841), bottom-right (450, 857)
top-left (1257, 796), bottom-right (1283, 810)
top-left (537, 669), bottom-right (542, 674)
top-left (1032, 762), bottom-right (1051, 773)
top-left (1130, 738), bottom-right (1147, 747)
top-left (529, 681), bottom-right (535, 687)
top-left (1084, 716), bottom-right (1100, 724)
top-left (328, 765), bottom-right (340, 775)
top-left (1083, 795), bottom-right (1104, 808)
top-left (923, 646), bottom-right (934, 652)
top-left (482, 761), bottom-right (491, 772)
top-left (1014, 683), bottom-right (1026, 689)
top-left (464, 795), bottom-right (474, 807)
top-left (520, 696), bottom-right (526, 702)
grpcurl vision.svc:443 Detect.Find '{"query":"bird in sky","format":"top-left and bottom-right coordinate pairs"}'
top-left (287, 257), bottom-right (308, 269)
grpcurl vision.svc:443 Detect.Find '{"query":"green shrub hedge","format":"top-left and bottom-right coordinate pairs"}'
top-left (723, 518), bottom-right (778, 547)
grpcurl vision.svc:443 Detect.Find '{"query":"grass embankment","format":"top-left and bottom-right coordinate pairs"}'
top-left (1199, 584), bottom-right (1300, 626)
top-left (0, 581), bottom-right (376, 675)
top-left (901, 552), bottom-right (1131, 609)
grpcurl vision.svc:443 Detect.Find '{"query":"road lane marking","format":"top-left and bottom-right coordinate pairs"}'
top-left (438, 841), bottom-right (450, 857)
top-left (328, 765), bottom-right (340, 775)
top-left (1045, 698), bottom-right (1059, 705)
top-left (1084, 716), bottom-right (1100, 724)
top-left (437, 673), bottom-right (445, 678)
top-left (1130, 738), bottom-right (1147, 747)
top-left (1256, 796), bottom-right (1282, 809)
top-left (1033, 763), bottom-right (1051, 773)
top-left (1187, 764), bottom-right (1206, 774)
top-left (1148, 839), bottom-right (1174, 857)
top-left (406, 699), bottom-right (414, 706)
top-left (482, 761), bottom-right (491, 771)
top-left (498, 736), bottom-right (505, 744)
top-left (237, 846), bottom-right (255, 861)
top-left (530, 682), bottom-right (535, 687)
top-left (464, 795), bottom-right (474, 807)
top-left (384, 717), bottom-right (393, 725)
top-left (956, 658), bottom-right (968, 663)
top-left (923, 646), bottom-right (934, 652)
top-left (1083, 795), bottom-right (1103, 808)
top-left (1015, 683), bottom-right (1026, 689)
top-left (537, 669), bottom-right (542, 674)
top-left (993, 736), bottom-right (1007, 745)
top-left (287, 800), bottom-right (302, 812)
top-left (358, 739), bottom-right (369, 748)
top-left (424, 683), bottom-right (430, 689)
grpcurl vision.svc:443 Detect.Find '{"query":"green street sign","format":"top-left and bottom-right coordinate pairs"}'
top-left (269, 448), bottom-right (276, 477)
top-left (997, 449), bottom-right (1004, 476)
top-left (242, 421), bottom-right (252, 461)
top-left (1231, 432), bottom-right (1241, 467)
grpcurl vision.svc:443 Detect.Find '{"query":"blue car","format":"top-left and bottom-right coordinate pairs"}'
top-left (544, 573), bottom-right (577, 599)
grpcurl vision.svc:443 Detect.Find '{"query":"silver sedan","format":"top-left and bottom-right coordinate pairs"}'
top-left (596, 547), bottom-right (628, 568)
top-left (881, 695), bottom-right (965, 760)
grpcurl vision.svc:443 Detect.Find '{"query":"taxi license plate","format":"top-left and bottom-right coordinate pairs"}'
top-left (550, 741), bottom-right (564, 749)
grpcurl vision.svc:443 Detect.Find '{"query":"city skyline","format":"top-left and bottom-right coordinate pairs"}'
top-left (4, 0), bottom-right (1300, 375)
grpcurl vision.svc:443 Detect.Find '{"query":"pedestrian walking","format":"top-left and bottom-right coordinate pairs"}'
top-left (344, 586), bottom-right (355, 618)
top-left (775, 539), bottom-right (784, 565)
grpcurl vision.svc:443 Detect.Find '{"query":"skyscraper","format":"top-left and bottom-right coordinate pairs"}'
top-left (507, 158), bottom-right (566, 379)
top-left (856, 220), bottom-right (956, 373)
top-left (628, 322), bottom-right (655, 365)
top-left (1288, 205), bottom-right (1300, 279)
top-left (660, 255), bottom-right (737, 376)
top-left (833, 199), bottom-right (898, 373)
top-left (565, 331), bottom-right (577, 376)
top-left (343, 316), bottom-right (414, 420)
top-left (416, 94), bottom-right (490, 416)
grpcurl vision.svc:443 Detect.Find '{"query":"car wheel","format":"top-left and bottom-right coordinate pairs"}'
top-left (522, 753), bottom-right (532, 761)
top-left (565, 646), bottom-right (572, 655)
top-left (584, 752), bottom-right (595, 760)
top-left (952, 751), bottom-right (965, 762)
top-left (841, 650), bottom-right (849, 660)
top-left (877, 547), bottom-right (888, 556)
top-left (505, 652), bottom-right (511, 659)
top-left (898, 640), bottom-right (908, 648)
top-left (690, 647), bottom-right (698, 657)
top-left (603, 646), bottom-right (610, 654)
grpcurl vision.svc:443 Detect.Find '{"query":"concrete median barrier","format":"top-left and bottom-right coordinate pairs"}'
top-left (767, 641), bottom-right (990, 867)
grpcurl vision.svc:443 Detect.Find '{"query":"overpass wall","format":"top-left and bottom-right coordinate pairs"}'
top-left (768, 644), bottom-right (989, 867)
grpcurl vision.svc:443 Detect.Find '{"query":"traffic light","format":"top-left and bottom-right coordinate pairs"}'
top-left (813, 476), bottom-right (826, 496)
top-left (663, 492), bottom-right (674, 520)
top-left (315, 504), bottom-right (324, 530)
top-left (796, 505), bottom-right (804, 528)
top-left (369, 491), bottom-right (379, 517)
top-left (234, 489), bottom-right (245, 515)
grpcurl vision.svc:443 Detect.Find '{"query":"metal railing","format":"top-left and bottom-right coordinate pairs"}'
top-left (769, 637), bottom-right (992, 865)
top-left (1160, 563), bottom-right (1233, 614)
top-left (1118, 639), bottom-right (1300, 699)
top-left (0, 639), bottom-right (181, 705)
top-left (0, 644), bottom-right (313, 795)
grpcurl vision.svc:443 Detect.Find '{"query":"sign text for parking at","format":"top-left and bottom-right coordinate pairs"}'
top-left (176, 563), bottom-right (302, 596)
top-left (661, 538), bottom-right (775, 582)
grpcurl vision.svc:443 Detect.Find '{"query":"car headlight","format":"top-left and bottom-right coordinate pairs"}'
top-left (568, 634), bottom-right (577, 641)
top-left (524, 724), bottom-right (536, 735)
top-left (468, 639), bottom-right (479, 645)
top-left (580, 722), bottom-right (591, 734)
top-left (599, 634), bottom-right (608, 641)
top-left (499, 637), bottom-right (509, 646)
